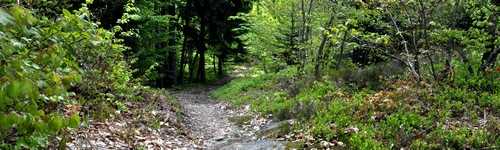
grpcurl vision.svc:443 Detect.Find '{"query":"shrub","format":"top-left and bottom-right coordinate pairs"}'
top-left (0, 6), bottom-right (135, 148)
top-left (331, 61), bottom-right (405, 89)
top-left (380, 112), bottom-right (431, 148)
top-left (213, 65), bottom-right (499, 149)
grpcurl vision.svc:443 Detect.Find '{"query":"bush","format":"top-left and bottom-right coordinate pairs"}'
top-left (331, 61), bottom-right (405, 89)
top-left (0, 6), bottom-right (135, 149)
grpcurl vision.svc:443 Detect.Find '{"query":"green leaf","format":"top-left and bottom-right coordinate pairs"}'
top-left (20, 80), bottom-right (38, 99)
top-left (68, 114), bottom-right (80, 128)
top-left (6, 81), bottom-right (22, 98)
top-left (5, 80), bottom-right (38, 99)
top-left (0, 89), bottom-right (12, 111)
top-left (34, 120), bottom-right (49, 134)
top-left (86, 0), bottom-right (94, 4)
top-left (48, 115), bottom-right (64, 132)
top-left (0, 114), bottom-right (16, 130)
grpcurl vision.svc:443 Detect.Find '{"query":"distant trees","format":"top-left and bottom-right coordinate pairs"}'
top-left (5, 0), bottom-right (497, 87)
top-left (4, 0), bottom-right (253, 87)
top-left (179, 0), bottom-right (251, 83)
top-left (33, 0), bottom-right (252, 86)
top-left (242, 0), bottom-right (499, 87)
top-left (124, 0), bottom-right (251, 86)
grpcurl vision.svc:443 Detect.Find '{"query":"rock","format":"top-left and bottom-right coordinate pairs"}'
top-left (215, 137), bottom-right (225, 141)
top-left (257, 120), bottom-right (293, 138)
top-left (217, 140), bottom-right (286, 150)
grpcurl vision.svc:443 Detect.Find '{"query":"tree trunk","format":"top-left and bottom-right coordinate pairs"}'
top-left (196, 18), bottom-right (207, 82)
top-left (387, 8), bottom-right (421, 81)
top-left (179, 18), bottom-right (195, 84)
top-left (189, 51), bottom-right (198, 82)
top-left (178, 35), bottom-right (188, 84)
top-left (218, 54), bottom-right (225, 77)
top-left (300, 0), bottom-right (307, 42)
top-left (336, 29), bottom-right (349, 68)
top-left (412, 30), bottom-right (422, 82)
top-left (166, 46), bottom-right (177, 86)
top-left (441, 39), bottom-right (454, 81)
top-left (304, 0), bottom-right (314, 41)
top-left (165, 4), bottom-right (177, 86)
top-left (456, 48), bottom-right (475, 75)
top-left (213, 54), bottom-right (217, 76)
top-left (314, 14), bottom-right (335, 80)
top-left (418, 0), bottom-right (436, 80)
top-left (298, 0), bottom-right (314, 74)
top-left (197, 48), bottom-right (206, 82)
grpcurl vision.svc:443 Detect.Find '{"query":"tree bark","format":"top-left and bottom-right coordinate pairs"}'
top-left (189, 52), bottom-right (198, 82)
top-left (165, 4), bottom-right (177, 86)
top-left (418, 0), bottom-right (437, 80)
top-left (178, 34), bottom-right (188, 84)
top-left (213, 54), bottom-right (217, 76)
top-left (314, 14), bottom-right (335, 80)
top-left (218, 54), bottom-right (225, 77)
top-left (441, 39), bottom-right (454, 81)
top-left (336, 29), bottom-right (349, 68)
top-left (298, 0), bottom-right (315, 74)
top-left (197, 48), bottom-right (206, 82)
top-left (386, 8), bottom-right (421, 81)
top-left (456, 48), bottom-right (474, 75)
top-left (196, 18), bottom-right (207, 82)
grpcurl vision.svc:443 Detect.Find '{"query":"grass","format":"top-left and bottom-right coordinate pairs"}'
top-left (211, 66), bottom-right (500, 149)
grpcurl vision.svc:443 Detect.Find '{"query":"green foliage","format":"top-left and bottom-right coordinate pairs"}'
top-left (0, 5), bottom-right (137, 148)
top-left (213, 66), bottom-right (499, 149)
top-left (0, 0), bottom-right (498, 149)
top-left (0, 6), bottom-right (76, 148)
top-left (211, 68), bottom-right (274, 106)
top-left (214, 0), bottom-right (499, 149)
top-left (419, 126), bottom-right (497, 149)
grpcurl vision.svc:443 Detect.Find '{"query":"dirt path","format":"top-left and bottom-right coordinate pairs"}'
top-left (173, 86), bottom-right (285, 150)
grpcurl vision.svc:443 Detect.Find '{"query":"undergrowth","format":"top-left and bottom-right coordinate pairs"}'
top-left (212, 66), bottom-right (500, 149)
top-left (0, 6), bottom-right (182, 149)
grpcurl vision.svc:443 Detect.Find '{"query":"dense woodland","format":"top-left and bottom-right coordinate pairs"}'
top-left (0, 0), bottom-right (499, 149)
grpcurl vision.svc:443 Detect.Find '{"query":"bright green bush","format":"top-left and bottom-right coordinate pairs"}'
top-left (0, 7), bottom-right (79, 149)
top-left (422, 127), bottom-right (497, 149)
top-left (349, 131), bottom-right (386, 150)
top-left (0, 6), bottom-right (135, 149)
top-left (211, 70), bottom-right (275, 105)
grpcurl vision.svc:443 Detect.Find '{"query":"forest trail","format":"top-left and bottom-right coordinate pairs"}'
top-left (173, 85), bottom-right (285, 150)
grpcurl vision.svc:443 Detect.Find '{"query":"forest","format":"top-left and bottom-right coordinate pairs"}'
top-left (0, 0), bottom-right (498, 149)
